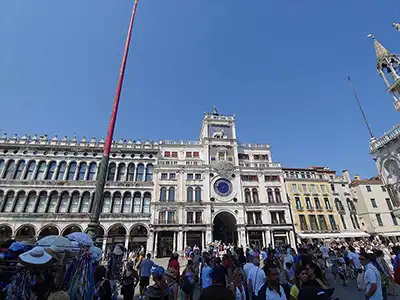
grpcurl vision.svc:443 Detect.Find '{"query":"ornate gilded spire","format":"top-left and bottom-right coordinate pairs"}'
top-left (368, 34), bottom-right (391, 61)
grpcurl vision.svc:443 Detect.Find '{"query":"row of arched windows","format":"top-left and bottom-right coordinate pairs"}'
top-left (187, 187), bottom-right (201, 202)
top-left (0, 190), bottom-right (151, 214)
top-left (107, 163), bottom-right (153, 182)
top-left (0, 159), bottom-right (153, 182)
top-left (245, 188), bottom-right (282, 203)
top-left (160, 187), bottom-right (175, 202)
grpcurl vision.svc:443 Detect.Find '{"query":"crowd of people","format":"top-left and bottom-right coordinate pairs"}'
top-left (1, 235), bottom-right (400, 300)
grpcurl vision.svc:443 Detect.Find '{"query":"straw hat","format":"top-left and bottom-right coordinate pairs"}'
top-left (19, 246), bottom-right (52, 265)
top-left (113, 244), bottom-right (124, 256)
top-left (20, 238), bottom-right (36, 246)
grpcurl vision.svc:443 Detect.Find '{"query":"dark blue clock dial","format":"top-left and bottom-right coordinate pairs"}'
top-left (214, 179), bottom-right (232, 197)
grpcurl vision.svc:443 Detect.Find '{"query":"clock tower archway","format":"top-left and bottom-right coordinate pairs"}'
top-left (212, 211), bottom-right (237, 244)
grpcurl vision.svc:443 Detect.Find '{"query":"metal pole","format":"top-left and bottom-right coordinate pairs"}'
top-left (87, 0), bottom-right (140, 238)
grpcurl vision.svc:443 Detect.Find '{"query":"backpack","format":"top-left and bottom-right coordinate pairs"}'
top-left (394, 256), bottom-right (400, 284)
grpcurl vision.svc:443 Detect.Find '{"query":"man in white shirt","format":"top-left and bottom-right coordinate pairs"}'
top-left (247, 257), bottom-right (266, 299)
top-left (348, 246), bottom-right (363, 275)
top-left (266, 266), bottom-right (287, 300)
top-left (360, 252), bottom-right (383, 300)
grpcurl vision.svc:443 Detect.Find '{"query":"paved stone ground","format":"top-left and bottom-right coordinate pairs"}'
top-left (125, 258), bottom-right (400, 300)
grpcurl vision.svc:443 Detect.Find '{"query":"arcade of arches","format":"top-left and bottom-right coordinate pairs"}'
top-left (0, 223), bottom-right (149, 255)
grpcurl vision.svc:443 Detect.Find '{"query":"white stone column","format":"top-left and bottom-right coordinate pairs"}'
top-left (262, 231), bottom-right (266, 247)
top-left (202, 231), bottom-right (205, 248)
top-left (183, 231), bottom-right (187, 248)
top-left (102, 237), bottom-right (107, 259)
top-left (289, 231), bottom-right (296, 248)
top-left (206, 227), bottom-right (212, 244)
top-left (124, 235), bottom-right (130, 250)
top-left (177, 231), bottom-right (183, 253)
top-left (173, 232), bottom-right (176, 252)
top-left (20, 162), bottom-right (29, 180)
top-left (270, 231), bottom-right (275, 248)
top-left (146, 232), bottom-right (154, 255)
top-left (154, 232), bottom-right (159, 257)
top-left (84, 163), bottom-right (90, 180)
top-left (63, 162), bottom-right (70, 180)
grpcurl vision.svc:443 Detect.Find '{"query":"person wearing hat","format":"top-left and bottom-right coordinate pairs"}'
top-left (144, 265), bottom-right (170, 300)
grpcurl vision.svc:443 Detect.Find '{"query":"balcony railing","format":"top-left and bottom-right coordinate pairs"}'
top-left (156, 219), bottom-right (178, 225)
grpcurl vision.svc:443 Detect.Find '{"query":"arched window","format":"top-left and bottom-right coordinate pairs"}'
top-left (36, 191), bottom-right (47, 213)
top-left (3, 160), bottom-right (15, 179)
top-left (187, 187), bottom-right (194, 202)
top-left (14, 191), bottom-right (26, 213)
top-left (45, 161), bottom-right (57, 180)
top-left (159, 187), bottom-right (167, 202)
top-left (168, 187), bottom-right (175, 202)
top-left (25, 192), bottom-right (36, 213)
top-left (267, 188), bottom-right (274, 203)
top-left (145, 164), bottom-right (154, 181)
top-left (25, 161), bottom-right (36, 180)
top-left (252, 188), bottom-right (259, 203)
top-left (59, 192), bottom-right (69, 213)
top-left (195, 187), bottom-right (201, 202)
top-left (77, 163), bottom-right (87, 181)
top-left (346, 198), bottom-right (355, 211)
top-left (143, 192), bottom-right (151, 214)
top-left (127, 163), bottom-right (135, 181)
top-left (111, 192), bottom-right (122, 213)
top-left (244, 189), bottom-right (251, 203)
top-left (107, 163), bottom-right (116, 181)
top-left (13, 160), bottom-right (25, 180)
top-left (87, 163), bottom-right (97, 180)
top-left (0, 159), bottom-right (4, 176)
top-left (133, 192), bottom-right (141, 213)
top-left (116, 164), bottom-right (126, 181)
top-left (80, 192), bottom-right (91, 213)
top-left (102, 192), bottom-right (111, 213)
top-left (56, 162), bottom-right (67, 180)
top-left (2, 191), bottom-right (15, 212)
top-left (136, 164), bottom-right (144, 181)
top-left (274, 188), bottom-right (282, 203)
top-left (335, 198), bottom-right (344, 211)
top-left (67, 162), bottom-right (77, 181)
top-left (122, 192), bottom-right (131, 213)
top-left (70, 192), bottom-right (80, 213)
top-left (35, 161), bottom-right (47, 180)
top-left (47, 192), bottom-right (59, 213)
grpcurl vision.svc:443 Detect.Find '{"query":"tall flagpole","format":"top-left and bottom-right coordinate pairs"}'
top-left (347, 76), bottom-right (374, 139)
top-left (87, 0), bottom-right (140, 238)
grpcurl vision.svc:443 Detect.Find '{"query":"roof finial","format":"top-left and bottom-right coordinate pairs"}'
top-left (367, 33), bottom-right (391, 60)
top-left (393, 22), bottom-right (400, 32)
top-left (213, 105), bottom-right (218, 115)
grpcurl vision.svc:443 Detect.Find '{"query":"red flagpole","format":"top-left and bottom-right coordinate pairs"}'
top-left (87, 0), bottom-right (140, 237)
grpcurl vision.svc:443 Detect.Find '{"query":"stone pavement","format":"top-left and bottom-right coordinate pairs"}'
top-left (125, 258), bottom-right (400, 299)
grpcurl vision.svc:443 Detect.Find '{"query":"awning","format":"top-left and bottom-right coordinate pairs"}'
top-left (298, 232), bottom-right (369, 239)
top-left (381, 232), bottom-right (400, 237)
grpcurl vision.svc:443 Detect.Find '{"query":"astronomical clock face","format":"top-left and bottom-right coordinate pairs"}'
top-left (212, 178), bottom-right (237, 201)
top-left (214, 178), bottom-right (233, 197)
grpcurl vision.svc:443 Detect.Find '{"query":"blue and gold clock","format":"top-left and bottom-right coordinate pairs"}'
top-left (214, 178), bottom-right (233, 197)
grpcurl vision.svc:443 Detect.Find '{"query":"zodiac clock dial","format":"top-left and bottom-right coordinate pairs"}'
top-left (214, 178), bottom-right (233, 197)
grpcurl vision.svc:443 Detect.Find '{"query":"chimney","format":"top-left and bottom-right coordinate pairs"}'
top-left (342, 170), bottom-right (351, 182)
top-left (354, 174), bottom-right (361, 180)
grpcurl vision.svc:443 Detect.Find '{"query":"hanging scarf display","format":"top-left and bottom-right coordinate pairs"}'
top-left (6, 269), bottom-right (36, 300)
top-left (67, 252), bottom-right (94, 300)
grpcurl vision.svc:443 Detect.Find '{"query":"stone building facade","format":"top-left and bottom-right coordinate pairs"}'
top-left (0, 110), bottom-right (295, 257)
top-left (283, 167), bottom-right (367, 242)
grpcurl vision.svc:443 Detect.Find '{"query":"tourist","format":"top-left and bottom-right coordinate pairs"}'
top-left (199, 265), bottom-right (234, 300)
top-left (348, 245), bottom-right (363, 278)
top-left (94, 265), bottom-right (112, 300)
top-left (165, 268), bottom-right (179, 300)
top-left (265, 266), bottom-right (287, 300)
top-left (144, 266), bottom-right (170, 300)
top-left (228, 267), bottom-right (247, 300)
top-left (121, 261), bottom-right (139, 300)
top-left (201, 256), bottom-right (213, 290)
top-left (140, 253), bottom-right (155, 296)
top-left (223, 254), bottom-right (234, 283)
top-left (247, 256), bottom-right (266, 299)
top-left (289, 265), bottom-right (308, 300)
top-left (304, 262), bottom-right (328, 289)
top-left (181, 259), bottom-right (196, 300)
top-left (279, 262), bottom-right (294, 299)
top-left (360, 252), bottom-right (383, 300)
top-left (261, 248), bottom-right (268, 265)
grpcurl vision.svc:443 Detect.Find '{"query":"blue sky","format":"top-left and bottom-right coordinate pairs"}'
top-left (1, 0), bottom-right (399, 179)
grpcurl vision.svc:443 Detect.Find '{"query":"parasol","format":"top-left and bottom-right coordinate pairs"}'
top-left (67, 232), bottom-right (94, 247)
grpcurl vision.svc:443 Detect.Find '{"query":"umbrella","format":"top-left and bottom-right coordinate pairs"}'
top-left (36, 235), bottom-right (73, 251)
top-left (67, 232), bottom-right (93, 247)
